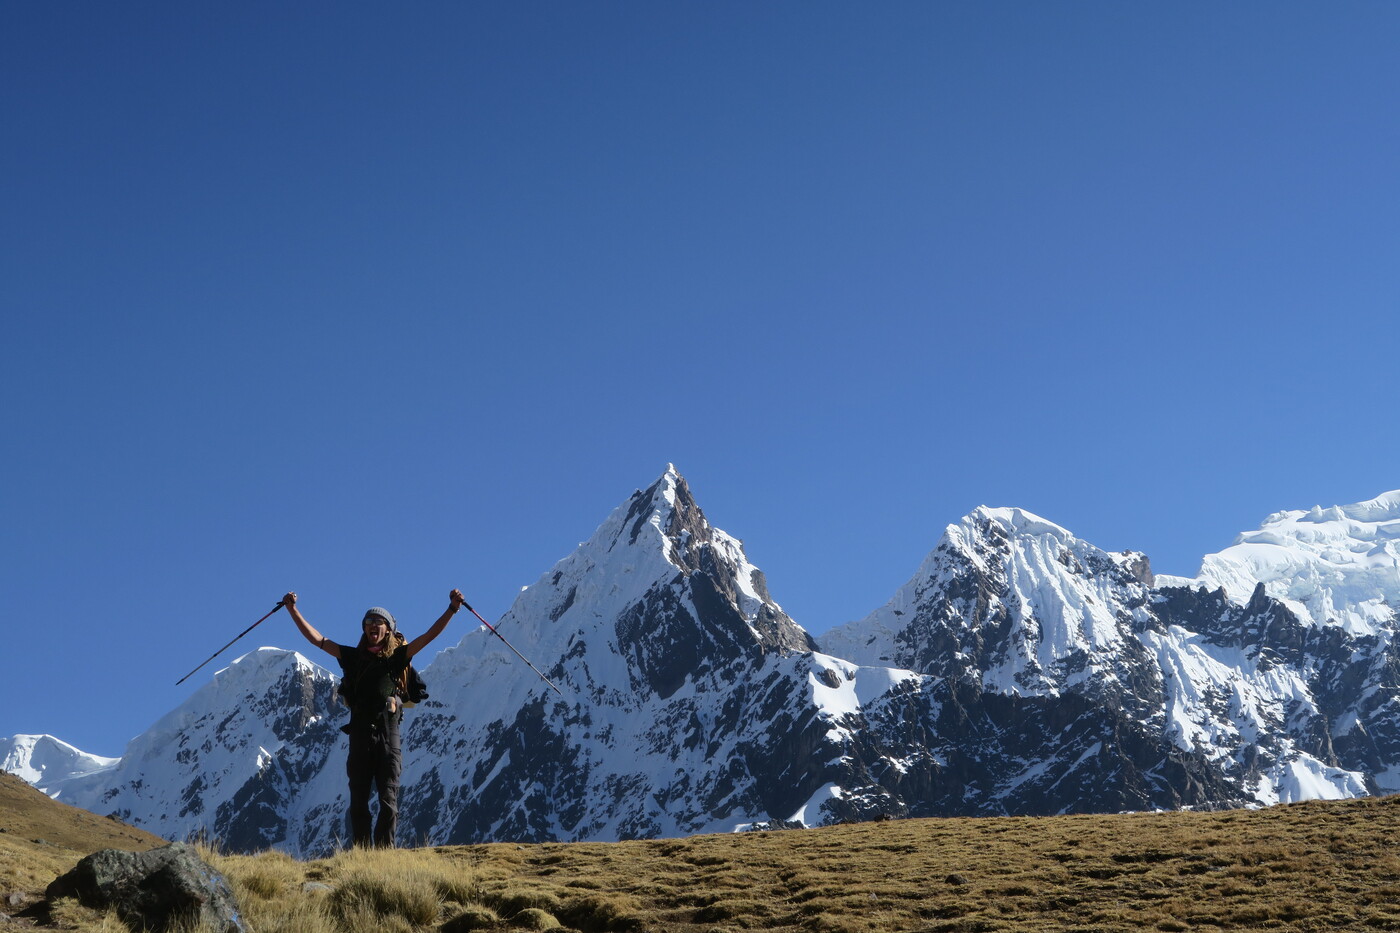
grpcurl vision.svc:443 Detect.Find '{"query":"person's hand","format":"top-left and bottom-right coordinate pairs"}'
top-left (449, 588), bottom-right (465, 611)
top-left (388, 696), bottom-right (400, 714)
top-left (282, 591), bottom-right (297, 608)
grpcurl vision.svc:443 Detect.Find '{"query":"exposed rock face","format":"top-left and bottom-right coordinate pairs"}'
top-left (46, 842), bottom-right (245, 933)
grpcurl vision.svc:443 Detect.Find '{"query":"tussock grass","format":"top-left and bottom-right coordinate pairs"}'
top-left (221, 847), bottom-right (304, 901)
top-left (320, 846), bottom-right (478, 930)
top-left (439, 903), bottom-right (501, 930)
top-left (20, 794), bottom-right (1400, 931)
top-left (513, 906), bottom-right (565, 929)
top-left (43, 899), bottom-right (131, 932)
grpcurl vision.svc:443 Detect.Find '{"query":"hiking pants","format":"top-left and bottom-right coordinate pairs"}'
top-left (346, 710), bottom-right (402, 847)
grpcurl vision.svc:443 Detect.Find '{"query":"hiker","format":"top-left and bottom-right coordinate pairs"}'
top-left (282, 588), bottom-right (464, 848)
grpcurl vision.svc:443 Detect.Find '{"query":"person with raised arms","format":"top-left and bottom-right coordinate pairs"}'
top-left (283, 588), bottom-right (464, 848)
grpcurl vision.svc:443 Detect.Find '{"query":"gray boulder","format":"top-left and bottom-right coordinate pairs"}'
top-left (46, 842), bottom-right (245, 933)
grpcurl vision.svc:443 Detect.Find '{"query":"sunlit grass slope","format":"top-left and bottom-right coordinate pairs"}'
top-left (0, 771), bottom-right (163, 896)
top-left (12, 791), bottom-right (1400, 931)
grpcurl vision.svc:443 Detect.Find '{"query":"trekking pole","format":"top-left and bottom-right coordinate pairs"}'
top-left (175, 599), bottom-right (287, 686)
top-left (460, 598), bottom-right (565, 696)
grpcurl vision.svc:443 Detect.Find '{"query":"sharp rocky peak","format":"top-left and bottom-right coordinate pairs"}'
top-left (435, 466), bottom-right (816, 707)
top-left (614, 465), bottom-right (712, 566)
top-left (604, 467), bottom-right (817, 692)
top-left (820, 502), bottom-right (1159, 688)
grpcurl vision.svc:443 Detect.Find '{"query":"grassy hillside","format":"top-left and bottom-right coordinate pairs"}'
top-left (7, 778), bottom-right (1400, 932)
top-left (0, 771), bottom-right (163, 891)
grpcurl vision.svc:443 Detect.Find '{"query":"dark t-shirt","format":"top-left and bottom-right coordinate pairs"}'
top-left (336, 643), bottom-right (410, 724)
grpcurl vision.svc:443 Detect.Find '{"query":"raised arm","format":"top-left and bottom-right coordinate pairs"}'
top-left (283, 592), bottom-right (341, 659)
top-left (405, 588), bottom-right (465, 658)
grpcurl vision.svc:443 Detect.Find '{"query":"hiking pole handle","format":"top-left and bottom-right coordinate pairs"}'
top-left (460, 599), bottom-right (494, 633)
top-left (175, 600), bottom-right (287, 686)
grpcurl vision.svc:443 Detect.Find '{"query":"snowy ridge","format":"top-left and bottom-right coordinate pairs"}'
top-left (11, 472), bottom-right (1400, 853)
top-left (0, 734), bottom-right (117, 786)
top-left (1175, 490), bottom-right (1400, 635)
top-left (821, 505), bottom-right (1155, 699)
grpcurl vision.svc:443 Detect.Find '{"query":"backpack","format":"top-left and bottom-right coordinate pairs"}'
top-left (336, 662), bottom-right (428, 708)
top-left (400, 664), bottom-right (429, 706)
top-left (337, 632), bottom-right (430, 709)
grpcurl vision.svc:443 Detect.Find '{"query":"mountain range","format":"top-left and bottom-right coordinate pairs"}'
top-left (6, 467), bottom-right (1399, 855)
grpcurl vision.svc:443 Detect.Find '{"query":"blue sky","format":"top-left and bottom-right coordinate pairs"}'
top-left (5, 3), bottom-right (1399, 757)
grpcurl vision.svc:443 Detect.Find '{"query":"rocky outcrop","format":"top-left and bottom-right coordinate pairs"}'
top-left (46, 842), bottom-right (245, 933)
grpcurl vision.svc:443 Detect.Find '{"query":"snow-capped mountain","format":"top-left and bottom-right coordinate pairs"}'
top-left (1160, 490), bottom-right (1400, 635)
top-left (820, 497), bottom-right (1400, 807)
top-left (820, 506), bottom-right (1159, 699)
top-left (394, 465), bottom-right (849, 845)
top-left (0, 734), bottom-right (117, 786)
top-left (28, 647), bottom-right (349, 853)
top-left (9, 473), bottom-right (1400, 854)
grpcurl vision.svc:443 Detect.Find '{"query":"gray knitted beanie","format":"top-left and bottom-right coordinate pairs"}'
top-left (362, 607), bottom-right (397, 631)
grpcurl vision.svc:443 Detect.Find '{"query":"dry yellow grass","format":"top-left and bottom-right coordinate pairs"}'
top-left (461, 796), bottom-right (1400, 932)
top-left (10, 792), bottom-right (1400, 931)
top-left (0, 772), bottom-right (163, 897)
